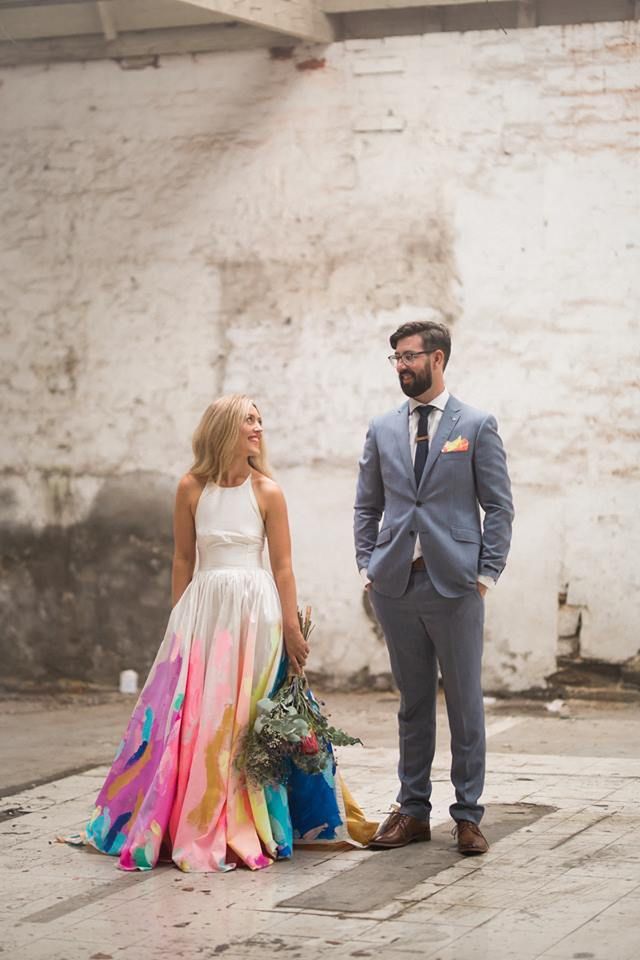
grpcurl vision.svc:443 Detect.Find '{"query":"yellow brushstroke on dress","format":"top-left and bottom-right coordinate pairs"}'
top-left (227, 791), bottom-right (272, 868)
top-left (107, 744), bottom-right (152, 801)
top-left (129, 788), bottom-right (145, 829)
top-left (187, 703), bottom-right (234, 833)
top-left (248, 680), bottom-right (279, 844)
top-left (243, 624), bottom-right (282, 853)
top-left (233, 785), bottom-right (253, 827)
top-left (250, 664), bottom-right (273, 712)
top-left (250, 626), bottom-right (283, 713)
top-left (248, 785), bottom-right (277, 856)
top-left (339, 774), bottom-right (379, 845)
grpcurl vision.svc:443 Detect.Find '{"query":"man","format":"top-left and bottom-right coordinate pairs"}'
top-left (354, 320), bottom-right (513, 855)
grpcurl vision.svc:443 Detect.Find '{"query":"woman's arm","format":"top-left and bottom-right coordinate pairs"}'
top-left (171, 474), bottom-right (199, 606)
top-left (259, 480), bottom-right (310, 675)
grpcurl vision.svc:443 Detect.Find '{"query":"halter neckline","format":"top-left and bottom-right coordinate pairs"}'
top-left (215, 474), bottom-right (251, 490)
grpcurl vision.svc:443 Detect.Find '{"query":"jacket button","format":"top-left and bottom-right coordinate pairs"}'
top-left (416, 500), bottom-right (422, 507)
top-left (409, 530), bottom-right (415, 536)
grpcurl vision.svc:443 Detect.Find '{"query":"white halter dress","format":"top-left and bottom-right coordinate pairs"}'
top-left (86, 478), bottom-right (282, 871)
top-left (83, 477), bottom-right (376, 872)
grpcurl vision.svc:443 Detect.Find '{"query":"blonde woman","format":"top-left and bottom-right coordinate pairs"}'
top-left (82, 396), bottom-right (372, 872)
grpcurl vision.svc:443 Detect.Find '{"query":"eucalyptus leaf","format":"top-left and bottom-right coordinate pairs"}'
top-left (256, 698), bottom-right (275, 715)
top-left (235, 612), bottom-right (364, 788)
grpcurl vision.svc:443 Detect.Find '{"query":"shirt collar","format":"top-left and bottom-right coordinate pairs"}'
top-left (408, 388), bottom-right (449, 414)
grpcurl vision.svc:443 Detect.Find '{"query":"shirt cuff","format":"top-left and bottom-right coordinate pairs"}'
top-left (359, 568), bottom-right (370, 585)
top-left (477, 574), bottom-right (496, 589)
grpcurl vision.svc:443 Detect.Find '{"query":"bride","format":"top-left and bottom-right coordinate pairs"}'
top-left (84, 394), bottom-right (375, 871)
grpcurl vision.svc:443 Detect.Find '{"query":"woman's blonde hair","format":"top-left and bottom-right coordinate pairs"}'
top-left (190, 394), bottom-right (271, 483)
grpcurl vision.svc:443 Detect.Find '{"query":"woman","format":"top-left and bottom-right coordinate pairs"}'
top-left (84, 395), bottom-right (375, 872)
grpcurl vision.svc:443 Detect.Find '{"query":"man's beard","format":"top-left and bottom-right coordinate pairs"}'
top-left (399, 366), bottom-right (432, 398)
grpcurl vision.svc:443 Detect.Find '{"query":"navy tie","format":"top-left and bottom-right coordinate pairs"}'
top-left (413, 405), bottom-right (434, 487)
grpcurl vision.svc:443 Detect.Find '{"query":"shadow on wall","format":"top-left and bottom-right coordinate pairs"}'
top-left (0, 472), bottom-right (175, 687)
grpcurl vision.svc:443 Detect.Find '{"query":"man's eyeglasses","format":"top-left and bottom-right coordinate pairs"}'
top-left (387, 351), bottom-right (431, 368)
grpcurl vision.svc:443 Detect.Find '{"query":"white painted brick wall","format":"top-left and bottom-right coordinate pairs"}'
top-left (1, 20), bottom-right (638, 690)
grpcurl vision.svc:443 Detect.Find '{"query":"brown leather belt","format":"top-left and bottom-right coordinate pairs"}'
top-left (411, 556), bottom-right (426, 572)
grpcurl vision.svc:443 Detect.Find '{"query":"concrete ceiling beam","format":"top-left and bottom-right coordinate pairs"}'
top-left (176, 0), bottom-right (334, 42)
top-left (320, 0), bottom-right (513, 12)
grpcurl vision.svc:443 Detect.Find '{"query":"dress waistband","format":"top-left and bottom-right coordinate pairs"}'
top-left (198, 543), bottom-right (264, 572)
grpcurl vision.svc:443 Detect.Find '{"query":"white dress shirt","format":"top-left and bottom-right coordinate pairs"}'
top-left (361, 388), bottom-right (495, 590)
top-left (408, 389), bottom-right (449, 563)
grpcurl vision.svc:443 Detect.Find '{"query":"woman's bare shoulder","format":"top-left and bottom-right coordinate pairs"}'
top-left (176, 472), bottom-right (206, 503)
top-left (177, 471), bottom-right (205, 491)
top-left (251, 472), bottom-right (285, 506)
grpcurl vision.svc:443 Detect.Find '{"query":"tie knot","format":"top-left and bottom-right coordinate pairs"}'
top-left (415, 405), bottom-right (434, 419)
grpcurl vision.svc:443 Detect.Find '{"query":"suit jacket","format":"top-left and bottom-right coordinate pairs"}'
top-left (354, 395), bottom-right (514, 599)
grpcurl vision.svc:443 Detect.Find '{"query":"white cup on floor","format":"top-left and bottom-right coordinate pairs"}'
top-left (119, 669), bottom-right (139, 695)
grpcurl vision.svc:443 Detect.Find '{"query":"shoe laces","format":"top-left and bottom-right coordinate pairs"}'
top-left (383, 809), bottom-right (413, 829)
top-left (385, 810), bottom-right (407, 825)
top-left (451, 820), bottom-right (481, 838)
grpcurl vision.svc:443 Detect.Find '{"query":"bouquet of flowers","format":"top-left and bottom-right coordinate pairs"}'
top-left (236, 607), bottom-right (362, 788)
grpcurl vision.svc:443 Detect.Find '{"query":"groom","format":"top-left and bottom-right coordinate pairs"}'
top-left (354, 320), bottom-right (513, 855)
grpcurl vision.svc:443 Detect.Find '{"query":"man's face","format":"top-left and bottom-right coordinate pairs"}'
top-left (393, 335), bottom-right (433, 398)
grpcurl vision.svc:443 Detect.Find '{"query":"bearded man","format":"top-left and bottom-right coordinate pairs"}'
top-left (354, 320), bottom-right (514, 855)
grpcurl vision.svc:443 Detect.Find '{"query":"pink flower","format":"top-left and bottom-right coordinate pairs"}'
top-left (300, 732), bottom-right (319, 755)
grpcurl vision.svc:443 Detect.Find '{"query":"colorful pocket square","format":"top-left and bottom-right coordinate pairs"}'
top-left (442, 435), bottom-right (469, 453)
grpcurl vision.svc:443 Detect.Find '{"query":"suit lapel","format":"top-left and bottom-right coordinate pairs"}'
top-left (418, 396), bottom-right (462, 490)
top-left (394, 401), bottom-right (416, 491)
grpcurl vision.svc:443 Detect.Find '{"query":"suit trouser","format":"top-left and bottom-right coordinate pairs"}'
top-left (371, 568), bottom-right (486, 825)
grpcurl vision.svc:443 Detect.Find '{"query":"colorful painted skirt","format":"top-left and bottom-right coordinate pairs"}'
top-left (83, 568), bottom-right (376, 872)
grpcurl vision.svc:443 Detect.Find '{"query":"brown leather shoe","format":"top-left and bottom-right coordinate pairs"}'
top-left (369, 811), bottom-right (431, 849)
top-left (454, 819), bottom-right (489, 855)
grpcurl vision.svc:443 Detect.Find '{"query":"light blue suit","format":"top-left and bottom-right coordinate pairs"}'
top-left (354, 395), bottom-right (513, 824)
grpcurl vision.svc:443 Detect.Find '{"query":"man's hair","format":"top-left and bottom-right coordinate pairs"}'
top-left (389, 320), bottom-right (451, 368)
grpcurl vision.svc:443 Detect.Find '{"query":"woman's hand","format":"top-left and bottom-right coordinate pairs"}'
top-left (284, 624), bottom-right (310, 675)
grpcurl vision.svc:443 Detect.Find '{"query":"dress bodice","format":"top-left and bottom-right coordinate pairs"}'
top-left (195, 477), bottom-right (265, 571)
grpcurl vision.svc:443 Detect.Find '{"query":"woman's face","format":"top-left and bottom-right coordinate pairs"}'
top-left (238, 404), bottom-right (263, 458)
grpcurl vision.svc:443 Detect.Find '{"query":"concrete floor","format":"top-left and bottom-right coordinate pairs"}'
top-left (1, 690), bottom-right (639, 959)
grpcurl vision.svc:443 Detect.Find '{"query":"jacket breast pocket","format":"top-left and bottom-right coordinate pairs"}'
top-left (451, 526), bottom-right (482, 545)
top-left (376, 527), bottom-right (392, 546)
top-left (440, 451), bottom-right (472, 462)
